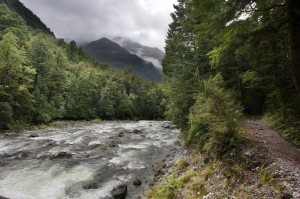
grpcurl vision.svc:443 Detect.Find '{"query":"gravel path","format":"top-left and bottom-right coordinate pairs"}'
top-left (242, 118), bottom-right (300, 198)
top-left (242, 118), bottom-right (300, 168)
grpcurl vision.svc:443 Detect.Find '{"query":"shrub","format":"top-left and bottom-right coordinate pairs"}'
top-left (187, 73), bottom-right (243, 159)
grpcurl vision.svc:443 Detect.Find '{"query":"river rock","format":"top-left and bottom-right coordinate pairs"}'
top-left (174, 140), bottom-right (181, 146)
top-left (13, 151), bottom-right (32, 159)
top-left (49, 152), bottom-right (72, 159)
top-left (163, 124), bottom-right (171, 129)
top-left (117, 130), bottom-right (129, 137)
top-left (163, 124), bottom-right (176, 129)
top-left (153, 161), bottom-right (166, 173)
top-left (108, 141), bottom-right (119, 148)
top-left (117, 132), bottom-right (125, 137)
top-left (82, 181), bottom-right (98, 189)
top-left (81, 136), bottom-right (96, 145)
top-left (111, 184), bottom-right (127, 199)
top-left (29, 133), bottom-right (39, 138)
top-left (132, 129), bottom-right (142, 134)
top-left (0, 196), bottom-right (10, 199)
top-left (133, 178), bottom-right (142, 186)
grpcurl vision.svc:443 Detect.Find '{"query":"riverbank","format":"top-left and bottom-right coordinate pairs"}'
top-left (146, 119), bottom-right (300, 198)
top-left (1, 119), bottom-right (103, 134)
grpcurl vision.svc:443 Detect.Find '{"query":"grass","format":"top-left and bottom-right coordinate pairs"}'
top-left (146, 145), bottom-right (290, 199)
top-left (175, 158), bottom-right (189, 171)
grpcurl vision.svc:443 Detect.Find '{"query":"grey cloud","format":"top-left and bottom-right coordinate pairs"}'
top-left (19, 0), bottom-right (177, 50)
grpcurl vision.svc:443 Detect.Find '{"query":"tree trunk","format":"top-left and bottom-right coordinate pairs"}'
top-left (287, 0), bottom-right (300, 96)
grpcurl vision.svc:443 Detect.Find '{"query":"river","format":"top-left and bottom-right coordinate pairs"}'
top-left (0, 121), bottom-right (180, 199)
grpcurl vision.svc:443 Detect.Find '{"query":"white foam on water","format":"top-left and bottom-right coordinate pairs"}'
top-left (67, 180), bottom-right (120, 199)
top-left (118, 142), bottom-right (150, 149)
top-left (123, 161), bottom-right (146, 170)
top-left (109, 150), bottom-right (138, 165)
top-left (0, 121), bottom-right (180, 198)
top-left (0, 164), bottom-right (94, 199)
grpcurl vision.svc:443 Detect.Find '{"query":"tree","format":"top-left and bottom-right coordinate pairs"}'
top-left (0, 32), bottom-right (35, 127)
top-left (28, 34), bottom-right (53, 90)
top-left (287, 0), bottom-right (300, 96)
top-left (0, 4), bottom-right (27, 32)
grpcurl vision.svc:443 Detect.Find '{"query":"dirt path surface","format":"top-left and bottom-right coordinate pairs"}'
top-left (243, 119), bottom-right (300, 170)
top-left (242, 118), bottom-right (300, 198)
top-left (242, 118), bottom-right (300, 168)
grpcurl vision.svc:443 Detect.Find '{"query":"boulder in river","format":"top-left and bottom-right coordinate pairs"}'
top-left (29, 133), bottom-right (39, 138)
top-left (133, 178), bottom-right (142, 186)
top-left (163, 123), bottom-right (176, 129)
top-left (117, 130), bottom-right (129, 137)
top-left (111, 184), bottom-right (127, 199)
top-left (132, 129), bottom-right (142, 134)
top-left (117, 132), bottom-right (125, 137)
top-left (49, 152), bottom-right (72, 159)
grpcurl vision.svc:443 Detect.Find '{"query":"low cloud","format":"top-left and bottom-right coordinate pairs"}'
top-left (20, 0), bottom-right (177, 50)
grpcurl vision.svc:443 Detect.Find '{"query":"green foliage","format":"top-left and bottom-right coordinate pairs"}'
top-left (163, 0), bottom-right (298, 155)
top-left (257, 169), bottom-right (273, 187)
top-left (0, 102), bottom-right (12, 129)
top-left (175, 158), bottom-right (189, 171)
top-left (264, 100), bottom-right (300, 147)
top-left (146, 172), bottom-right (195, 199)
top-left (0, 6), bottom-right (165, 130)
top-left (0, 4), bottom-right (27, 32)
top-left (188, 74), bottom-right (243, 159)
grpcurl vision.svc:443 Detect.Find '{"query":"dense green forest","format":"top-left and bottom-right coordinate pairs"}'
top-left (0, 4), bottom-right (164, 130)
top-left (163, 0), bottom-right (300, 150)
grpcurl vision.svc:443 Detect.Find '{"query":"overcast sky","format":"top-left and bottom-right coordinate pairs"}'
top-left (19, 0), bottom-right (177, 50)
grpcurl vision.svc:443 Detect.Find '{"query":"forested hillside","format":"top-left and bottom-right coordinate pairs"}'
top-left (163, 0), bottom-right (300, 148)
top-left (0, 0), bottom-right (53, 35)
top-left (82, 38), bottom-right (163, 82)
top-left (0, 4), bottom-right (164, 130)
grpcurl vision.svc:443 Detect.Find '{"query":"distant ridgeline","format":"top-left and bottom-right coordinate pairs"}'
top-left (0, 0), bottom-right (53, 35)
top-left (83, 38), bottom-right (163, 82)
top-left (0, 1), bottom-right (165, 130)
top-left (112, 36), bottom-right (164, 66)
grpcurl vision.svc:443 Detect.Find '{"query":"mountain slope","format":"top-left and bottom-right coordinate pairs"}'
top-left (113, 37), bottom-right (164, 69)
top-left (0, 0), bottom-right (53, 35)
top-left (82, 38), bottom-right (163, 82)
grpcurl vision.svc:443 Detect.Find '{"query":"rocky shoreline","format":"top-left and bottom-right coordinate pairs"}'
top-left (146, 119), bottom-right (300, 199)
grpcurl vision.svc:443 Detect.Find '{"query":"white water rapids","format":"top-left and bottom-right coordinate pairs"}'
top-left (0, 121), bottom-right (180, 199)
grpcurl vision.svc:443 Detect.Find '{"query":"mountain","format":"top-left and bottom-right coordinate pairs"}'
top-left (113, 37), bottom-right (164, 69)
top-left (0, 0), bottom-right (53, 35)
top-left (82, 38), bottom-right (163, 82)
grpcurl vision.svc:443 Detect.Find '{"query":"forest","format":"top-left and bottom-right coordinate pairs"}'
top-left (163, 0), bottom-right (300, 150)
top-left (0, 4), bottom-right (164, 130)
